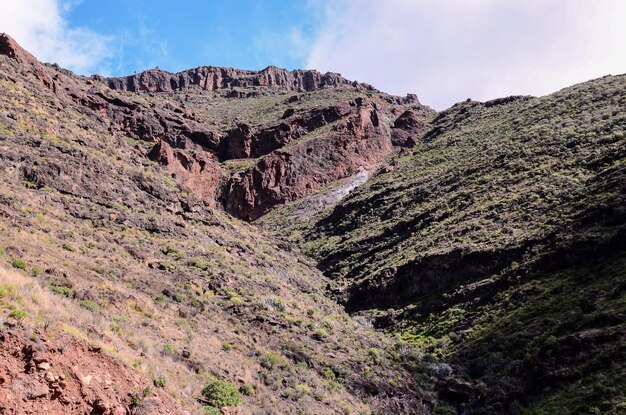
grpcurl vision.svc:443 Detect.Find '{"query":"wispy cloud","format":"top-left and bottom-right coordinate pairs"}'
top-left (306, 0), bottom-right (626, 109)
top-left (0, 0), bottom-right (113, 74)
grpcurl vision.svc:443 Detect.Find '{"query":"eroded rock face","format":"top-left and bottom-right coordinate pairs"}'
top-left (391, 110), bottom-right (426, 147)
top-left (0, 33), bottom-right (54, 91)
top-left (219, 102), bottom-right (353, 161)
top-left (220, 123), bottom-right (256, 159)
top-left (148, 140), bottom-right (223, 205)
top-left (224, 99), bottom-right (393, 220)
top-left (343, 246), bottom-right (528, 312)
top-left (0, 33), bottom-right (38, 66)
top-left (106, 65), bottom-right (369, 93)
top-left (0, 328), bottom-right (182, 415)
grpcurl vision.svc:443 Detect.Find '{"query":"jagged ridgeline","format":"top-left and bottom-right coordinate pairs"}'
top-left (0, 30), bottom-right (625, 415)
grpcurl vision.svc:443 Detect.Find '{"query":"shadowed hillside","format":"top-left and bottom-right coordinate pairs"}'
top-left (290, 76), bottom-right (626, 414)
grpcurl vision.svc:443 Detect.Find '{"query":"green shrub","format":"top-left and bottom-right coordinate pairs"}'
top-left (0, 284), bottom-right (14, 298)
top-left (321, 367), bottom-right (336, 380)
top-left (240, 383), bottom-right (255, 396)
top-left (324, 380), bottom-right (342, 393)
top-left (79, 300), bottom-right (99, 312)
top-left (203, 407), bottom-right (221, 415)
top-left (154, 375), bottom-right (166, 388)
top-left (433, 403), bottom-right (457, 415)
top-left (192, 258), bottom-right (211, 271)
top-left (163, 342), bottom-right (177, 355)
top-left (294, 384), bottom-right (310, 397)
top-left (264, 296), bottom-right (286, 311)
top-left (9, 309), bottom-right (27, 321)
top-left (259, 351), bottom-right (287, 369)
top-left (62, 243), bottom-right (77, 252)
top-left (201, 379), bottom-right (241, 408)
top-left (11, 258), bottom-right (27, 270)
top-left (228, 295), bottom-right (244, 306)
top-left (130, 386), bottom-right (152, 408)
top-left (367, 348), bottom-right (382, 364)
top-left (585, 407), bottom-right (601, 415)
top-left (312, 328), bottom-right (328, 340)
top-left (162, 245), bottom-right (185, 258)
top-left (50, 285), bottom-right (75, 298)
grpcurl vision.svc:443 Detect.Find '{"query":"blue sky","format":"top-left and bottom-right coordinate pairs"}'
top-left (2, 0), bottom-right (626, 109)
top-left (65, 0), bottom-right (317, 74)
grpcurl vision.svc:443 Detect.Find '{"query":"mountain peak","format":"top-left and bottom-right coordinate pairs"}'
top-left (0, 33), bottom-right (38, 66)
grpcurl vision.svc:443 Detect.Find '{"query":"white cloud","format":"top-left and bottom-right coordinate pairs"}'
top-left (306, 0), bottom-right (626, 109)
top-left (0, 0), bottom-right (112, 74)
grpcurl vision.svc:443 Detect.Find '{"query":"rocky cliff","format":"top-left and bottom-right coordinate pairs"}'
top-left (105, 65), bottom-right (370, 93)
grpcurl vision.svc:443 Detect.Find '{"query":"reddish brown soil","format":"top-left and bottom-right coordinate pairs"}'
top-left (0, 328), bottom-right (184, 415)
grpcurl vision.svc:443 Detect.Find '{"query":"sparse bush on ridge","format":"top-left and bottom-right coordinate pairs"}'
top-left (259, 351), bottom-right (288, 370)
top-left (201, 379), bottom-right (241, 408)
top-left (50, 284), bottom-right (74, 298)
top-left (79, 300), bottom-right (99, 312)
top-left (11, 257), bottom-right (27, 270)
top-left (62, 242), bottom-right (76, 252)
top-left (154, 374), bottom-right (166, 388)
top-left (9, 309), bottom-right (27, 321)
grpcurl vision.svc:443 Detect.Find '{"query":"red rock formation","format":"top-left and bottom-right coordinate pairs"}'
top-left (0, 328), bottom-right (183, 415)
top-left (105, 65), bottom-right (374, 93)
top-left (391, 110), bottom-right (427, 147)
top-left (219, 102), bottom-right (353, 161)
top-left (1, 32), bottom-right (431, 221)
top-left (0, 33), bottom-right (53, 89)
top-left (149, 140), bottom-right (223, 205)
top-left (224, 99), bottom-right (393, 220)
top-left (0, 33), bottom-right (36, 65)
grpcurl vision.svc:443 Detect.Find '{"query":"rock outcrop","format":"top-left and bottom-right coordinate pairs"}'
top-left (219, 102), bottom-right (353, 160)
top-left (391, 110), bottom-right (426, 147)
top-left (0, 33), bottom-right (54, 91)
top-left (224, 99), bottom-right (393, 220)
top-left (105, 65), bottom-right (371, 93)
top-left (0, 328), bottom-right (181, 415)
top-left (148, 140), bottom-right (223, 203)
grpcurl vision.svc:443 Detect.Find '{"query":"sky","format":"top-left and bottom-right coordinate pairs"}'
top-left (1, 0), bottom-right (625, 109)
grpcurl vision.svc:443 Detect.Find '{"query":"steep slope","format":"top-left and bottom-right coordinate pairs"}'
top-left (292, 77), bottom-right (626, 413)
top-left (0, 267), bottom-right (181, 415)
top-left (0, 34), bottom-right (434, 414)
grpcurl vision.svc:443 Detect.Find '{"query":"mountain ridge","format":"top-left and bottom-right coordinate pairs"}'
top-left (104, 64), bottom-right (375, 95)
top-left (0, 31), bottom-right (624, 415)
